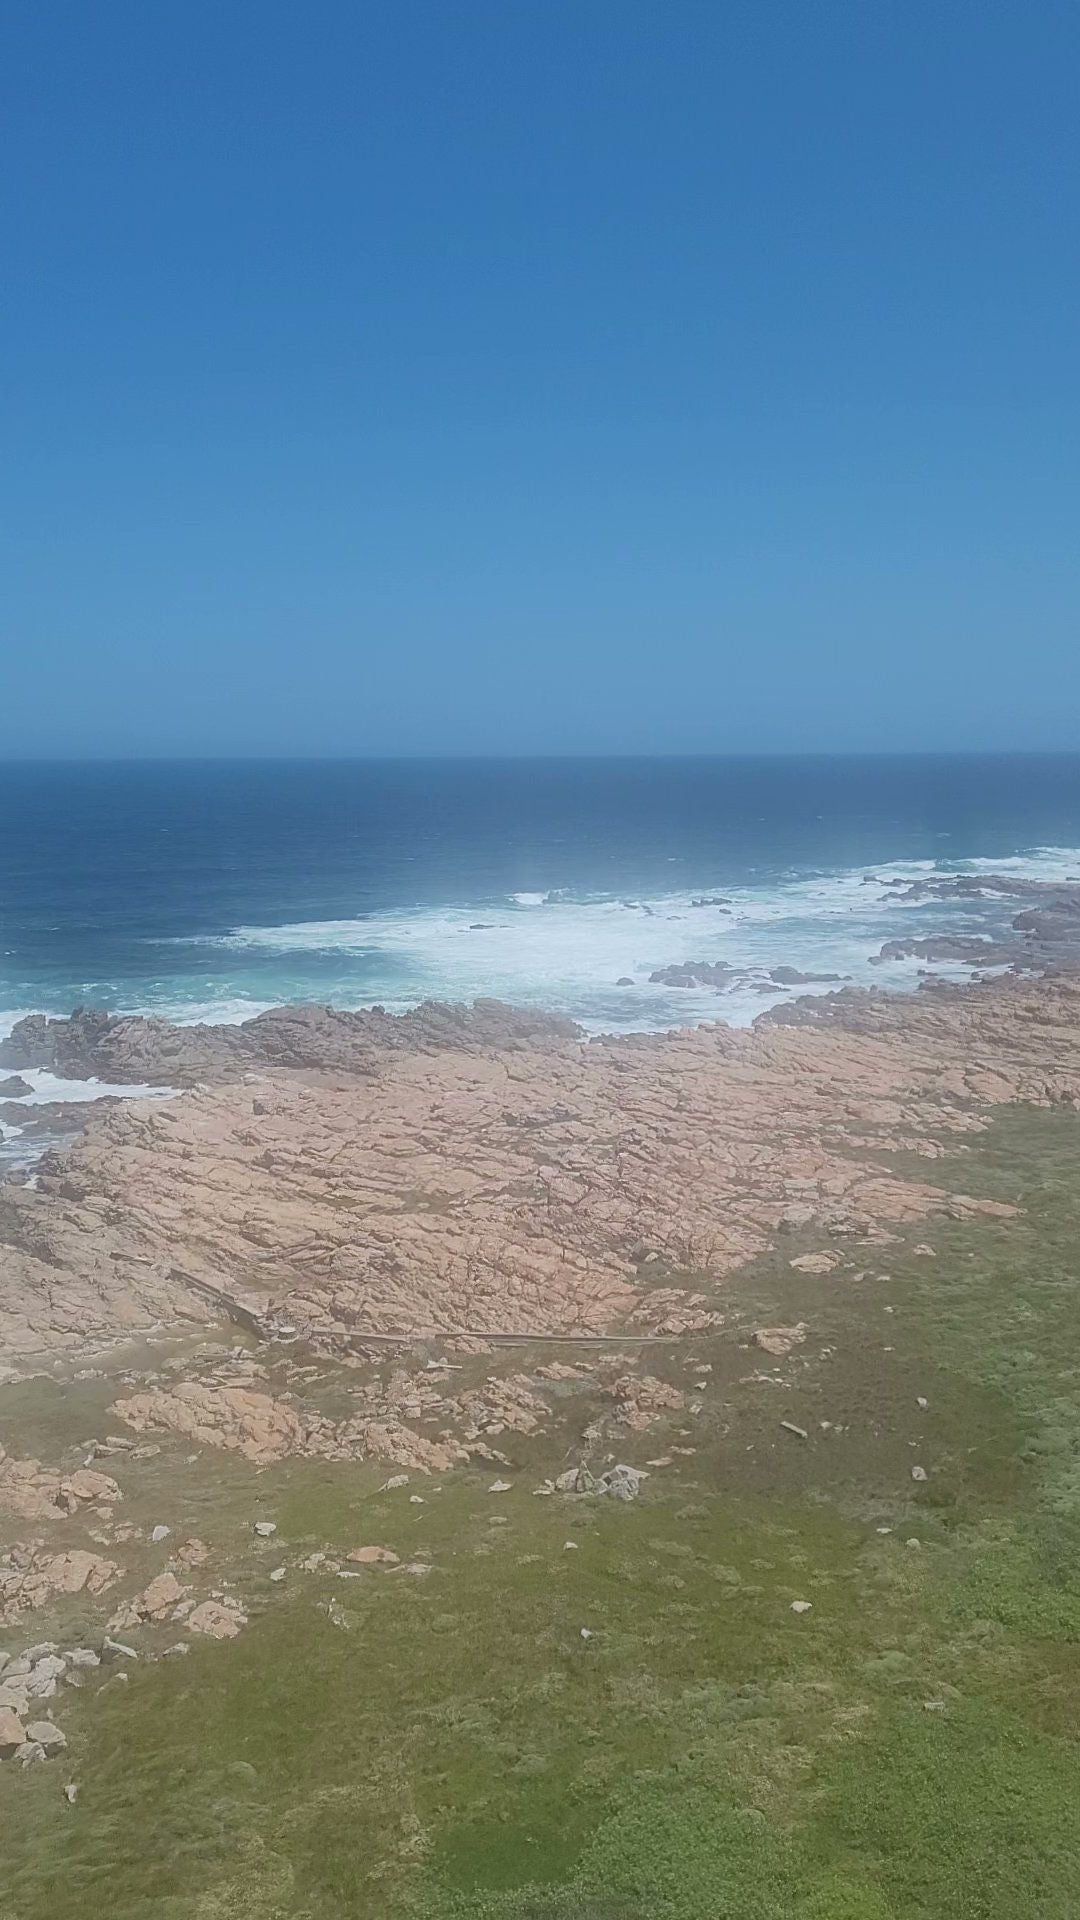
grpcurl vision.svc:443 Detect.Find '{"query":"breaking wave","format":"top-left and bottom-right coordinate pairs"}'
top-left (147, 847), bottom-right (1080, 1034)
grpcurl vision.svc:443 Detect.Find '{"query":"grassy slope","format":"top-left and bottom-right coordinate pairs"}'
top-left (2, 1105), bottom-right (1080, 1918)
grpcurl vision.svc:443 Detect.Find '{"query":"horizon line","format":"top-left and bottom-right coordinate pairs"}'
top-left (4, 746), bottom-right (1080, 769)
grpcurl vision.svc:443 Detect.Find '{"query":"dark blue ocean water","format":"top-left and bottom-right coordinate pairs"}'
top-left (2, 755), bottom-right (1080, 1039)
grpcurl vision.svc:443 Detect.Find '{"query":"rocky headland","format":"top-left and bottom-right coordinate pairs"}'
top-left (2, 873), bottom-right (1080, 1794)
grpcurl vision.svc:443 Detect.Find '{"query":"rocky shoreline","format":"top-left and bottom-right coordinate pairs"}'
top-left (0, 998), bottom-right (581, 1088)
top-left (1, 958), bottom-right (1079, 1367)
top-left (0, 928), bottom-right (1078, 1801)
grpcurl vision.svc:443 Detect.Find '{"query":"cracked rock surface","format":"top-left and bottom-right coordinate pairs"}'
top-left (0, 977), bottom-right (1079, 1360)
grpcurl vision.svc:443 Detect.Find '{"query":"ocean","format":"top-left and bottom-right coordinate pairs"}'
top-left (3, 755), bottom-right (1080, 1051)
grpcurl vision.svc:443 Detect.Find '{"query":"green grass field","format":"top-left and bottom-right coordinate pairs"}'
top-left (3, 1104), bottom-right (1080, 1918)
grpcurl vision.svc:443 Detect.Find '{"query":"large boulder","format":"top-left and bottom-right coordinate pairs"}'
top-left (25, 1720), bottom-right (65, 1752)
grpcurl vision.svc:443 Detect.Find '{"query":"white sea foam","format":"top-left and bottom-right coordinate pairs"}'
top-left (5, 849), bottom-right (1078, 1043)
top-left (2, 1069), bottom-right (177, 1107)
top-left (164, 996), bottom-right (278, 1027)
top-left (0, 1009), bottom-right (39, 1045)
top-left (175, 847), bottom-right (1080, 1034)
top-left (0, 1059), bottom-right (177, 1170)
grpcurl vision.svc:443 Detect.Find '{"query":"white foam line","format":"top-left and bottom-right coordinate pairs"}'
top-left (4, 848), bottom-right (1077, 1041)
top-left (0, 1068), bottom-right (177, 1107)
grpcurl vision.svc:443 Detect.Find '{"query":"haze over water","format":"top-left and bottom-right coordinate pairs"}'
top-left (3, 755), bottom-right (1079, 1043)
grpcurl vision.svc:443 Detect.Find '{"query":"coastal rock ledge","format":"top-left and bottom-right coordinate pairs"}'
top-left (0, 972), bottom-right (1079, 1361)
top-left (0, 999), bottom-right (582, 1087)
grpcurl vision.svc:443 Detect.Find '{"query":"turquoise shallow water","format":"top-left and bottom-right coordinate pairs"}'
top-left (2, 754), bottom-right (1079, 1037)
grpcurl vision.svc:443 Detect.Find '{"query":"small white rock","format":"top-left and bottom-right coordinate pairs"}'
top-left (488, 1479), bottom-right (513, 1494)
top-left (28, 1656), bottom-right (66, 1697)
top-left (253, 1521), bottom-right (277, 1538)
top-left (916, 1397), bottom-right (928, 1410)
top-left (150, 1525), bottom-right (171, 1544)
top-left (911, 1466), bottom-right (928, 1482)
top-left (579, 1627), bottom-right (593, 1640)
top-left (790, 1600), bottom-right (813, 1614)
top-left (64, 1783), bottom-right (79, 1804)
top-left (269, 1567), bottom-right (287, 1583)
top-left (563, 1541), bottom-right (579, 1551)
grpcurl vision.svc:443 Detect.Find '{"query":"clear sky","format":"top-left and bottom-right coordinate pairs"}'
top-left (4, 2), bottom-right (1078, 757)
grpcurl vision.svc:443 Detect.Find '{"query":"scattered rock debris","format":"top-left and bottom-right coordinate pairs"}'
top-left (542, 1463), bottom-right (646, 1501)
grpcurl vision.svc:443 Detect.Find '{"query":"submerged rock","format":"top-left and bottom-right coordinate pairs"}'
top-left (769, 966), bottom-right (844, 985)
top-left (648, 961), bottom-right (738, 990)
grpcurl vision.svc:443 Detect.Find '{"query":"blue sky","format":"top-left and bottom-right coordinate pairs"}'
top-left (3, 2), bottom-right (1078, 756)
